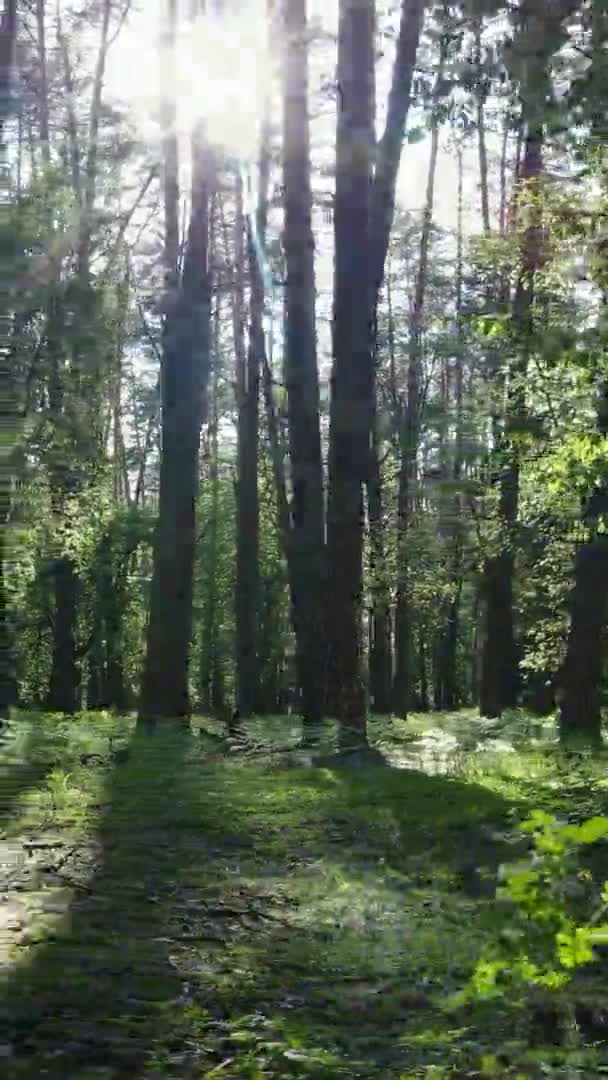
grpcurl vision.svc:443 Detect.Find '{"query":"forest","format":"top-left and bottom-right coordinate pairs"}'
top-left (3, 0), bottom-right (608, 1076)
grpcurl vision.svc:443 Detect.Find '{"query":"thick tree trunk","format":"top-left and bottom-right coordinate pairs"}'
top-left (139, 123), bottom-right (211, 726)
top-left (559, 535), bottom-right (608, 748)
top-left (326, 0), bottom-right (375, 746)
top-left (559, 3), bottom-right (608, 749)
top-left (282, 0), bottom-right (326, 729)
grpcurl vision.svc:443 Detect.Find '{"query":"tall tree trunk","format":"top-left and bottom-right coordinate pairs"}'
top-left (474, 18), bottom-right (490, 237)
top-left (393, 59), bottom-right (442, 718)
top-left (0, 0), bottom-right (18, 720)
top-left (35, 0), bottom-right (51, 166)
top-left (46, 0), bottom-right (115, 712)
top-left (326, 0), bottom-right (375, 746)
top-left (559, 2), bottom-right (608, 748)
top-left (369, 0), bottom-right (424, 297)
top-left (435, 143), bottom-right (465, 711)
top-left (236, 125), bottom-right (271, 717)
top-left (234, 169), bottom-right (258, 718)
top-left (480, 127), bottom-right (543, 718)
top-left (139, 4), bottom-right (212, 726)
top-left (365, 0), bottom-right (423, 719)
top-left (282, 0), bottom-right (326, 728)
top-left (199, 295), bottom-right (221, 715)
top-left (368, 411), bottom-right (392, 712)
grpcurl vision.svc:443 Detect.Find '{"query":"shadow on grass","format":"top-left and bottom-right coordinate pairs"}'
top-left (1, 725), bottom-right (202, 1078)
top-left (0, 728), bottom-right (526, 1080)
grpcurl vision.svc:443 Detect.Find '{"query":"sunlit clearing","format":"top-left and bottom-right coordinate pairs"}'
top-left (168, 2), bottom-right (273, 160)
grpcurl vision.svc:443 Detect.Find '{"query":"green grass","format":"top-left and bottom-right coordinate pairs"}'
top-left (0, 710), bottom-right (607, 1078)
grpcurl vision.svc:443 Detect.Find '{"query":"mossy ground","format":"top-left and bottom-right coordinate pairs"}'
top-left (1, 710), bottom-right (608, 1078)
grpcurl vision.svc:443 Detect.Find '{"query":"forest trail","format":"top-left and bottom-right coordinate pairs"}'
top-left (1, 712), bottom-right (607, 1078)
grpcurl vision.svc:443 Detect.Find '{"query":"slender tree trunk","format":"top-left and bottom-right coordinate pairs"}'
top-left (393, 59), bottom-right (442, 717)
top-left (435, 144), bottom-right (465, 710)
top-left (326, 0), bottom-right (375, 746)
top-left (199, 295), bottom-right (221, 715)
top-left (282, 0), bottom-right (326, 729)
top-left (0, 0), bottom-right (18, 720)
top-left (369, 0), bottom-right (424, 297)
top-left (35, 0), bottom-right (51, 166)
top-left (480, 128), bottom-right (543, 718)
top-left (368, 412), bottom-right (392, 712)
top-left (236, 125), bottom-right (271, 717)
top-left (235, 169), bottom-right (259, 718)
top-left (474, 19), bottom-right (490, 237)
top-left (139, 5), bottom-right (212, 726)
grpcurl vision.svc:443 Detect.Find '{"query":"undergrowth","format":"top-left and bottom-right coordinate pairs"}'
top-left (0, 709), bottom-right (607, 1078)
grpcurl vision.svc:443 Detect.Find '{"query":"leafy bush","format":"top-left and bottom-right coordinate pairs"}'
top-left (455, 810), bottom-right (608, 1059)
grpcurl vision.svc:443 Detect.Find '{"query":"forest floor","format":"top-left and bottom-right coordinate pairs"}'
top-left (1, 710), bottom-right (608, 1079)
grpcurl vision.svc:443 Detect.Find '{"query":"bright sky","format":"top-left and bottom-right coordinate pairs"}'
top-left (106, 0), bottom-right (490, 233)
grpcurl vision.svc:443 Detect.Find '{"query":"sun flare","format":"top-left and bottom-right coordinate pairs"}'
top-left (114, 1), bottom-right (273, 161)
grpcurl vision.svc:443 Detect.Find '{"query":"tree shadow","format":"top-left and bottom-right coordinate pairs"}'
top-left (148, 762), bottom-right (525, 1075)
top-left (0, 727), bottom-right (528, 1079)
top-left (0, 725), bottom-right (204, 1078)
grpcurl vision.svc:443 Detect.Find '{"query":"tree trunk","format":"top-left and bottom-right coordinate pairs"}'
top-left (369, 0), bottom-right (424, 297)
top-left (199, 295), bottom-right (221, 715)
top-left (235, 169), bottom-right (259, 719)
top-left (559, 534), bottom-right (608, 748)
top-left (47, 557), bottom-right (80, 713)
top-left (480, 128), bottom-right (543, 718)
top-left (0, 0), bottom-right (17, 720)
top-left (559, 0), bottom-right (608, 750)
top-left (282, 0), bottom-right (326, 729)
top-left (368, 415), bottom-right (392, 713)
top-left (393, 59), bottom-right (442, 717)
top-left (326, 0), bottom-right (375, 746)
top-left (35, 0), bottom-right (51, 166)
top-left (139, 99), bottom-right (212, 727)
top-left (434, 144), bottom-right (465, 711)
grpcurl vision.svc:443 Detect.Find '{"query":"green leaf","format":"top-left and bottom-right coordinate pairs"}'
top-left (571, 816), bottom-right (608, 845)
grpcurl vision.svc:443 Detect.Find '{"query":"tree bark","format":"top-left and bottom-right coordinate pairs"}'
top-left (393, 59), bottom-right (442, 718)
top-left (199, 294), bottom-right (221, 715)
top-left (235, 169), bottom-right (259, 718)
top-left (35, 0), bottom-right (51, 166)
top-left (368, 411), bottom-right (392, 712)
top-left (559, 0), bottom-right (608, 749)
top-left (282, 0), bottom-right (326, 728)
top-left (559, 530), bottom-right (608, 749)
top-left (326, 0), bottom-right (375, 745)
top-left (139, 63), bottom-right (212, 731)
top-left (434, 144), bottom-right (465, 711)
top-left (479, 128), bottom-right (543, 718)
top-left (369, 0), bottom-right (424, 297)
top-left (0, 0), bottom-right (17, 720)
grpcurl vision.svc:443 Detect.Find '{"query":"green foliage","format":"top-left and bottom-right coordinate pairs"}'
top-left (456, 811), bottom-right (608, 1013)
